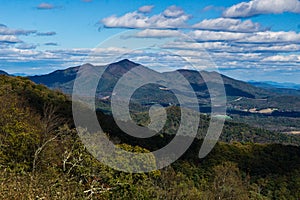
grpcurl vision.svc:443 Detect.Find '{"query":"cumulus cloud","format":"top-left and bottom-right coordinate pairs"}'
top-left (223, 0), bottom-right (300, 18)
top-left (0, 35), bottom-right (22, 43)
top-left (163, 39), bottom-right (300, 54)
top-left (189, 30), bottom-right (248, 41)
top-left (16, 43), bottom-right (37, 50)
top-left (0, 25), bottom-right (36, 35)
top-left (0, 49), bottom-right (40, 60)
top-left (192, 18), bottom-right (263, 32)
top-left (162, 41), bottom-right (241, 53)
top-left (101, 5), bottom-right (190, 29)
top-left (138, 5), bottom-right (154, 13)
top-left (37, 3), bottom-right (55, 10)
top-left (239, 31), bottom-right (300, 43)
top-left (128, 29), bottom-right (182, 38)
top-left (163, 5), bottom-right (185, 17)
top-left (185, 30), bottom-right (300, 45)
top-left (253, 44), bottom-right (300, 52)
top-left (262, 54), bottom-right (300, 62)
top-left (36, 31), bottom-right (56, 36)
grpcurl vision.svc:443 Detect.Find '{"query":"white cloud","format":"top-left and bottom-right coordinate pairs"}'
top-left (162, 41), bottom-right (241, 53)
top-left (163, 5), bottom-right (185, 17)
top-left (189, 30), bottom-right (248, 41)
top-left (0, 35), bottom-right (22, 43)
top-left (101, 12), bottom-right (148, 28)
top-left (0, 48), bottom-right (40, 59)
top-left (37, 3), bottom-right (55, 10)
top-left (0, 26), bottom-right (36, 35)
top-left (223, 0), bottom-right (300, 18)
top-left (166, 41), bottom-right (300, 56)
top-left (238, 31), bottom-right (300, 43)
top-left (130, 29), bottom-right (182, 38)
top-left (138, 5), bottom-right (154, 13)
top-left (163, 39), bottom-right (300, 55)
top-left (101, 6), bottom-right (190, 29)
top-left (16, 43), bottom-right (37, 50)
top-left (192, 18), bottom-right (263, 32)
top-left (262, 54), bottom-right (300, 62)
top-left (45, 47), bottom-right (144, 65)
top-left (254, 44), bottom-right (300, 52)
top-left (185, 30), bottom-right (300, 46)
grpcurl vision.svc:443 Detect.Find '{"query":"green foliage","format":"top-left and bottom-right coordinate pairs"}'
top-left (1, 75), bottom-right (300, 199)
top-left (209, 162), bottom-right (249, 199)
top-left (0, 92), bottom-right (41, 171)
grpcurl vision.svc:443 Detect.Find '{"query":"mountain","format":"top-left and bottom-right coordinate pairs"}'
top-left (29, 64), bottom-right (81, 93)
top-left (12, 73), bottom-right (28, 76)
top-left (28, 59), bottom-right (300, 111)
top-left (249, 80), bottom-right (300, 96)
top-left (0, 70), bottom-right (8, 75)
top-left (29, 59), bottom-right (271, 100)
top-left (249, 80), bottom-right (300, 90)
top-left (0, 70), bottom-right (31, 77)
top-left (29, 59), bottom-right (141, 94)
top-left (28, 59), bottom-right (300, 132)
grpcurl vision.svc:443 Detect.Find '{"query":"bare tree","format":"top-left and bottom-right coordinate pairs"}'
top-left (32, 103), bottom-right (65, 174)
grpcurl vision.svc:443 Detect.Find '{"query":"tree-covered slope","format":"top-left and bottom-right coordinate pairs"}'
top-left (1, 74), bottom-right (300, 199)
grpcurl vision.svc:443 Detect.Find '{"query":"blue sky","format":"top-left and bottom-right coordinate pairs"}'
top-left (0, 0), bottom-right (300, 83)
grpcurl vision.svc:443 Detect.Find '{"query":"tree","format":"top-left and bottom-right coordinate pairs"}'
top-left (210, 162), bottom-right (249, 200)
top-left (32, 103), bottom-right (66, 174)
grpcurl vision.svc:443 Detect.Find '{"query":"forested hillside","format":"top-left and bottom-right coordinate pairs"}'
top-left (1, 75), bottom-right (300, 199)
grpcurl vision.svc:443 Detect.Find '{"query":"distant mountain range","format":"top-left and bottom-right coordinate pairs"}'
top-left (29, 59), bottom-right (269, 99)
top-left (1, 59), bottom-right (300, 132)
top-left (27, 59), bottom-right (300, 112)
top-left (249, 80), bottom-right (300, 90)
top-left (248, 81), bottom-right (300, 96)
top-left (0, 71), bottom-right (32, 77)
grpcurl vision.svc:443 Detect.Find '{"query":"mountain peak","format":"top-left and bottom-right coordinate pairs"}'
top-left (105, 59), bottom-right (140, 75)
top-left (81, 63), bottom-right (94, 67)
top-left (112, 59), bottom-right (139, 66)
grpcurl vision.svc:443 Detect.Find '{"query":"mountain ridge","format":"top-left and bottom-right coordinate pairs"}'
top-left (26, 59), bottom-right (300, 111)
top-left (0, 70), bottom-right (8, 75)
top-left (27, 59), bottom-right (272, 98)
top-left (249, 80), bottom-right (300, 90)
top-left (24, 59), bottom-right (300, 133)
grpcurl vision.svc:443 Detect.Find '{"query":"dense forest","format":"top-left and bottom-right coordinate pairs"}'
top-left (1, 75), bottom-right (300, 199)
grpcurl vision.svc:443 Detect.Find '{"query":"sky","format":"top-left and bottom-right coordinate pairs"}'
top-left (0, 0), bottom-right (300, 83)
